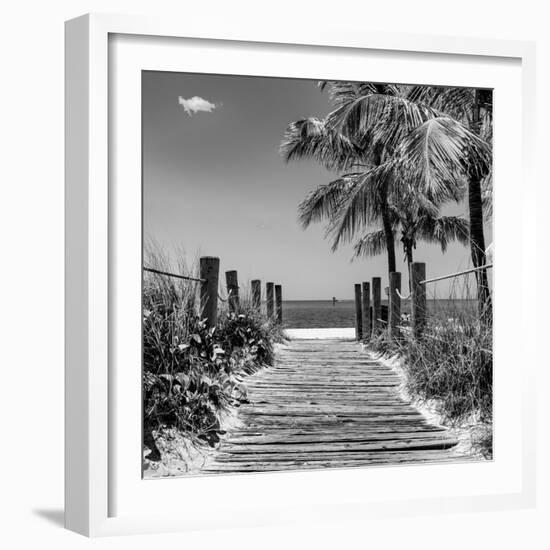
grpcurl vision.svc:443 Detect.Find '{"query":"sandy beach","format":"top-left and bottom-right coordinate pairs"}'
top-left (285, 327), bottom-right (356, 339)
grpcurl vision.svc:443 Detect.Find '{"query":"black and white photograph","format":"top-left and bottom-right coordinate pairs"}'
top-left (5, 0), bottom-right (547, 544)
top-left (141, 72), bottom-right (493, 478)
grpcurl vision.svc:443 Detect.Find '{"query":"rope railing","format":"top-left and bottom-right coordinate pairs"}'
top-left (395, 263), bottom-right (493, 301)
top-left (396, 289), bottom-right (411, 300)
top-left (143, 266), bottom-right (205, 283)
top-left (145, 257), bottom-right (284, 326)
top-left (354, 261), bottom-right (493, 342)
top-left (419, 263), bottom-right (493, 285)
top-left (217, 288), bottom-right (238, 303)
top-left (144, 266), bottom-right (248, 306)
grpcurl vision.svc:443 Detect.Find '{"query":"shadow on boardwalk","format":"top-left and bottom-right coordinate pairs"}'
top-left (205, 338), bottom-right (473, 474)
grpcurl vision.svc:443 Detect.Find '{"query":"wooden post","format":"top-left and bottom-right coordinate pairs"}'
top-left (372, 277), bottom-right (381, 334)
top-left (251, 279), bottom-right (261, 310)
top-left (200, 256), bottom-right (219, 327)
top-left (411, 262), bottom-right (426, 338)
top-left (381, 305), bottom-right (388, 324)
top-left (266, 282), bottom-right (274, 318)
top-left (389, 271), bottom-right (401, 339)
top-left (225, 270), bottom-right (239, 312)
top-left (354, 284), bottom-right (363, 341)
top-left (361, 282), bottom-right (371, 340)
top-left (275, 284), bottom-right (283, 324)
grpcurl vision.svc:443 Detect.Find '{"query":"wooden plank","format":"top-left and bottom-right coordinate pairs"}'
top-left (205, 453), bottom-right (475, 473)
top-left (215, 439), bottom-right (460, 457)
top-left (221, 436), bottom-right (459, 451)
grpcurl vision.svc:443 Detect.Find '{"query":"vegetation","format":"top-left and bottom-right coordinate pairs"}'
top-left (368, 289), bottom-right (493, 457)
top-left (416, 87), bottom-right (494, 320)
top-left (142, 248), bottom-right (285, 462)
top-left (143, 80), bottom-right (495, 469)
top-left (352, 198), bottom-right (470, 288)
top-left (280, 81), bottom-right (493, 320)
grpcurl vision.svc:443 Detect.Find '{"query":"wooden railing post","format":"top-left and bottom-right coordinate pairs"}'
top-left (389, 271), bottom-right (401, 339)
top-left (411, 262), bottom-right (426, 338)
top-left (354, 283), bottom-right (363, 341)
top-left (372, 277), bottom-right (381, 334)
top-left (225, 270), bottom-right (239, 312)
top-left (275, 284), bottom-right (283, 324)
top-left (369, 306), bottom-right (373, 330)
top-left (200, 256), bottom-right (219, 327)
top-left (362, 282), bottom-right (371, 340)
top-left (266, 282), bottom-right (274, 318)
top-left (251, 279), bottom-right (261, 310)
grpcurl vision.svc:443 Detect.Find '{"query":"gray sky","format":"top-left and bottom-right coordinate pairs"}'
top-left (143, 71), bottom-right (491, 300)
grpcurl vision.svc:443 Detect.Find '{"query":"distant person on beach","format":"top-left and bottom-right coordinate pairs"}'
top-left (332, 296), bottom-right (337, 307)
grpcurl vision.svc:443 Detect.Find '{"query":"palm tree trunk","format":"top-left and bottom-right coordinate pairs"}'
top-left (381, 198), bottom-right (396, 274)
top-left (468, 177), bottom-right (492, 324)
top-left (375, 146), bottom-right (396, 275)
top-left (404, 242), bottom-right (414, 291)
top-left (469, 90), bottom-right (492, 325)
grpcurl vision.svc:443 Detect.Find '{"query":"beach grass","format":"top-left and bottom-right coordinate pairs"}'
top-left (368, 280), bottom-right (493, 458)
top-left (142, 244), bottom-right (286, 468)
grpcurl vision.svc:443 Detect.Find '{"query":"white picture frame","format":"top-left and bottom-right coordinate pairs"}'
top-left (65, 13), bottom-right (537, 537)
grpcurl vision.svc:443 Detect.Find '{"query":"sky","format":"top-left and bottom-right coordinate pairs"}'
top-left (142, 71), bottom-right (492, 300)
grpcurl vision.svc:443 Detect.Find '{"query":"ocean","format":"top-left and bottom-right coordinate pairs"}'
top-left (282, 299), bottom-right (478, 328)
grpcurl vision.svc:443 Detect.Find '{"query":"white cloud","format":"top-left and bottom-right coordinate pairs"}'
top-left (178, 95), bottom-right (218, 116)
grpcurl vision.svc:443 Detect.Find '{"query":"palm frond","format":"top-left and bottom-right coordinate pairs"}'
top-left (393, 116), bottom-right (491, 204)
top-left (481, 169), bottom-right (493, 220)
top-left (298, 175), bottom-right (359, 228)
top-left (417, 215), bottom-right (470, 252)
top-left (413, 86), bottom-right (493, 136)
top-left (389, 186), bottom-right (441, 220)
top-left (319, 81), bottom-right (380, 104)
top-left (352, 229), bottom-right (390, 259)
top-left (406, 85), bottom-right (439, 105)
top-left (326, 162), bottom-right (395, 251)
top-left (280, 117), bottom-right (361, 171)
top-left (431, 87), bottom-right (475, 123)
top-left (480, 109), bottom-right (493, 143)
top-left (326, 93), bottom-right (441, 153)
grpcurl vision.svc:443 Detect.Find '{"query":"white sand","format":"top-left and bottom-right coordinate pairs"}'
top-left (285, 327), bottom-right (356, 339)
top-left (365, 348), bottom-right (487, 459)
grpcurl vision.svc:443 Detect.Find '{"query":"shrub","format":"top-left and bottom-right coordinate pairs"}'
top-left (142, 247), bottom-right (285, 458)
top-left (369, 317), bottom-right (493, 424)
top-left (401, 320), bottom-right (492, 422)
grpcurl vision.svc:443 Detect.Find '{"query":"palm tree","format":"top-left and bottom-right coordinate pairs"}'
top-left (281, 81), bottom-right (493, 324)
top-left (281, 82), bottom-right (439, 275)
top-left (326, 85), bottom-right (492, 320)
top-left (406, 86), bottom-right (494, 320)
top-left (353, 209), bottom-right (470, 289)
top-left (280, 118), bottom-right (398, 272)
top-left (320, 82), bottom-right (445, 274)
top-left (280, 112), bottom-right (401, 274)
top-left (299, 170), bottom-right (470, 290)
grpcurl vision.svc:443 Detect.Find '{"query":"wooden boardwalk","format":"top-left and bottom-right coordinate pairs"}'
top-left (205, 338), bottom-right (463, 474)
